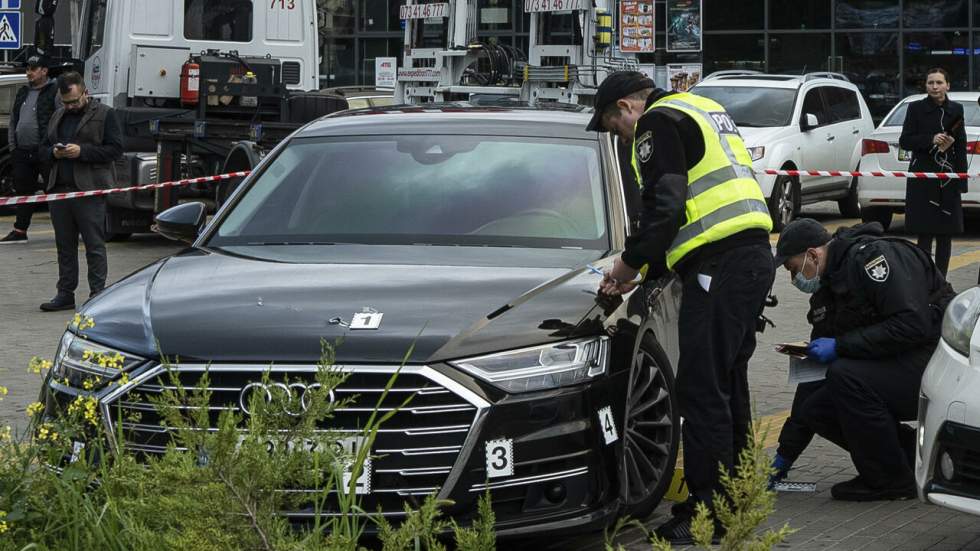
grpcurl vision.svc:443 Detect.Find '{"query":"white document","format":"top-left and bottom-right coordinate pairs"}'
top-left (788, 356), bottom-right (827, 385)
top-left (697, 273), bottom-right (712, 292)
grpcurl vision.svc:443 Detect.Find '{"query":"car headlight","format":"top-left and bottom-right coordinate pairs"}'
top-left (451, 337), bottom-right (608, 393)
top-left (941, 287), bottom-right (980, 357)
top-left (51, 331), bottom-right (146, 390)
top-left (747, 146), bottom-right (765, 162)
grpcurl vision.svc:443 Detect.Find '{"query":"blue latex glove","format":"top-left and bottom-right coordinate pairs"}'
top-left (807, 338), bottom-right (838, 364)
top-left (768, 453), bottom-right (792, 490)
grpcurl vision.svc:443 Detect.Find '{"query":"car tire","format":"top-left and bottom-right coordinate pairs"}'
top-left (838, 176), bottom-right (861, 219)
top-left (767, 175), bottom-right (798, 233)
top-left (622, 333), bottom-right (680, 520)
top-left (861, 207), bottom-right (893, 231)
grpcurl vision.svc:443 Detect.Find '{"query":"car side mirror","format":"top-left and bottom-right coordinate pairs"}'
top-left (801, 113), bottom-right (819, 131)
top-left (153, 202), bottom-right (207, 243)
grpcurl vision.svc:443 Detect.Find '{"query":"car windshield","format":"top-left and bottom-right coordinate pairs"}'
top-left (692, 86), bottom-right (797, 127)
top-left (883, 99), bottom-right (980, 127)
top-left (209, 135), bottom-right (609, 250)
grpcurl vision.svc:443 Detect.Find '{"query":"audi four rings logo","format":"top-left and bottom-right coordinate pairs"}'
top-left (238, 382), bottom-right (337, 416)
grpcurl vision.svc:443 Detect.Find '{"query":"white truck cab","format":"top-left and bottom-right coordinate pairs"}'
top-left (73, 0), bottom-right (320, 108)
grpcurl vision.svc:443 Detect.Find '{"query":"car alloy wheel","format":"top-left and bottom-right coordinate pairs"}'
top-left (623, 340), bottom-right (678, 516)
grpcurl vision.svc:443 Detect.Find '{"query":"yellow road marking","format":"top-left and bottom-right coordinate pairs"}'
top-left (949, 249), bottom-right (980, 272)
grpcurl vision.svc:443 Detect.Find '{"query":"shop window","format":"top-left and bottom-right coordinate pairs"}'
top-left (835, 0), bottom-right (899, 29)
top-left (904, 32), bottom-right (969, 96)
top-left (904, 0), bottom-right (967, 29)
top-left (768, 33), bottom-right (831, 75)
top-left (836, 33), bottom-right (899, 122)
top-left (702, 34), bottom-right (764, 75)
top-left (703, 0), bottom-right (763, 31)
top-left (770, 0), bottom-right (830, 30)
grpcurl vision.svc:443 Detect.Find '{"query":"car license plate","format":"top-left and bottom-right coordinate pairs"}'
top-left (898, 149), bottom-right (911, 162)
top-left (236, 435), bottom-right (372, 494)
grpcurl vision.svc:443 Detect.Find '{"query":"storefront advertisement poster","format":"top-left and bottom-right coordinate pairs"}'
top-left (375, 57), bottom-right (397, 89)
top-left (619, 0), bottom-right (655, 53)
top-left (667, 63), bottom-right (702, 92)
top-left (666, 0), bottom-right (702, 52)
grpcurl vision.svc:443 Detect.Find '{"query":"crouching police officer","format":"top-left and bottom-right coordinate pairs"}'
top-left (587, 71), bottom-right (775, 543)
top-left (774, 219), bottom-right (954, 501)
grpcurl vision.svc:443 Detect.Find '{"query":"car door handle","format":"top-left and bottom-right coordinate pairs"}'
top-left (826, 136), bottom-right (836, 142)
top-left (852, 129), bottom-right (860, 135)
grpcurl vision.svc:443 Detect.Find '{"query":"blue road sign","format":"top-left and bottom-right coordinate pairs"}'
top-left (0, 1), bottom-right (20, 9)
top-left (0, 10), bottom-right (20, 50)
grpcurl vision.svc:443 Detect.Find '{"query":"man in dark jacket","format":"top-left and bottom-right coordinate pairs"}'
top-left (774, 219), bottom-right (954, 500)
top-left (38, 71), bottom-right (123, 311)
top-left (0, 54), bottom-right (60, 243)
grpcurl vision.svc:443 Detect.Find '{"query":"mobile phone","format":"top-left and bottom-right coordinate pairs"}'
top-left (54, 143), bottom-right (66, 149)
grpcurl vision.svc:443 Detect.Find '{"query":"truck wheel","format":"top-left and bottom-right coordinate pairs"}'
top-left (767, 175), bottom-right (798, 232)
top-left (861, 207), bottom-right (893, 231)
top-left (623, 334), bottom-right (679, 520)
top-left (838, 176), bottom-right (861, 219)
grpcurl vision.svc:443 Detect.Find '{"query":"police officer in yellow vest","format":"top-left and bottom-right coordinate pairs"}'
top-left (587, 72), bottom-right (775, 544)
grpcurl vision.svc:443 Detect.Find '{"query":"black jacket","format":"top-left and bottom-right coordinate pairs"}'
top-left (624, 89), bottom-right (768, 278)
top-left (898, 96), bottom-right (968, 235)
top-left (10, 79), bottom-right (58, 150)
top-left (814, 222), bottom-right (954, 359)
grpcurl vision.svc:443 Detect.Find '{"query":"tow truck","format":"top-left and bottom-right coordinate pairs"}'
top-left (16, 0), bottom-right (644, 238)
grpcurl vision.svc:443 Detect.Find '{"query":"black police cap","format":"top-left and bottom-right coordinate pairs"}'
top-left (586, 71), bottom-right (656, 132)
top-left (774, 218), bottom-right (831, 265)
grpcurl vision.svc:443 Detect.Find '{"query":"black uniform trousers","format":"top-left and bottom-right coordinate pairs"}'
top-left (776, 381), bottom-right (821, 463)
top-left (12, 147), bottom-right (48, 232)
top-left (48, 189), bottom-right (107, 297)
top-left (676, 242), bottom-right (775, 508)
top-left (798, 349), bottom-right (930, 488)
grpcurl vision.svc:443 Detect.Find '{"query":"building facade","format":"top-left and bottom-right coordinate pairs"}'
top-left (12, 0), bottom-right (980, 120)
top-left (320, 0), bottom-right (980, 121)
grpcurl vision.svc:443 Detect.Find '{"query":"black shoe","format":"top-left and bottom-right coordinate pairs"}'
top-left (40, 294), bottom-right (75, 312)
top-left (830, 476), bottom-right (916, 502)
top-left (653, 515), bottom-right (723, 546)
top-left (0, 230), bottom-right (27, 244)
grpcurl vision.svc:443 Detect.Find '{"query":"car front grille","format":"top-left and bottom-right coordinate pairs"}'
top-left (100, 364), bottom-right (487, 516)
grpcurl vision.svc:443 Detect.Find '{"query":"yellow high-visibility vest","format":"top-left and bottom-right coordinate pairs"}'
top-left (631, 92), bottom-right (772, 269)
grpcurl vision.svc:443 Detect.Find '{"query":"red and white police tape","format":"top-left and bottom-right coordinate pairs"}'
top-left (0, 167), bottom-right (977, 208)
top-left (758, 168), bottom-right (975, 180)
top-left (0, 170), bottom-right (252, 207)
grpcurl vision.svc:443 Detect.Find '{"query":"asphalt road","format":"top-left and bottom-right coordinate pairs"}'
top-left (3, 204), bottom-right (980, 549)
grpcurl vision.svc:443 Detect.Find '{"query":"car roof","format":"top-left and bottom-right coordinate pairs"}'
top-left (895, 92), bottom-right (980, 104)
top-left (297, 103), bottom-right (597, 139)
top-left (695, 73), bottom-right (858, 91)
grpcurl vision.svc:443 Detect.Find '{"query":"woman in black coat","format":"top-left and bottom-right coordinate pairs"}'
top-left (899, 67), bottom-right (967, 276)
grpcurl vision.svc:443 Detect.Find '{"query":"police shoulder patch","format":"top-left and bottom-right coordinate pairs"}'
top-left (864, 255), bottom-right (890, 283)
top-left (635, 131), bottom-right (653, 163)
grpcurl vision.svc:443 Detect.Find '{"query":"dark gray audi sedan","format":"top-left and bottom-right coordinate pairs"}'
top-left (39, 105), bottom-right (682, 536)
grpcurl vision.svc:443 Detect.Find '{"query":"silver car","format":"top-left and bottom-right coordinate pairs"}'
top-left (857, 92), bottom-right (980, 230)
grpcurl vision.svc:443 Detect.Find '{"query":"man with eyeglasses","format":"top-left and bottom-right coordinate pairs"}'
top-left (38, 71), bottom-right (122, 312)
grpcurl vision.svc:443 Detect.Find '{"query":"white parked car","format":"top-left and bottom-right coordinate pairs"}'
top-left (917, 287), bottom-right (980, 516)
top-left (692, 72), bottom-right (875, 231)
top-left (857, 92), bottom-right (980, 231)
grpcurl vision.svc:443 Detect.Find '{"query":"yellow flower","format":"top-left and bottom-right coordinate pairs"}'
top-left (0, 513), bottom-right (7, 534)
top-left (71, 313), bottom-right (95, 330)
top-left (117, 373), bottom-right (130, 386)
top-left (0, 386), bottom-right (7, 400)
top-left (36, 423), bottom-right (58, 441)
top-left (25, 402), bottom-right (44, 417)
top-left (0, 426), bottom-right (11, 442)
top-left (82, 378), bottom-right (95, 391)
top-left (28, 356), bottom-right (54, 375)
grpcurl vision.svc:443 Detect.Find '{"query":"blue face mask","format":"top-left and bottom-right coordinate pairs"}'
top-left (792, 254), bottom-right (821, 294)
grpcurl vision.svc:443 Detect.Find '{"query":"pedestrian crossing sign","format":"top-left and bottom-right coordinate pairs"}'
top-left (0, 10), bottom-right (19, 50)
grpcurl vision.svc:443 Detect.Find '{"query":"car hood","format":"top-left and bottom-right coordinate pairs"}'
top-left (79, 246), bottom-right (611, 364)
top-left (737, 126), bottom-right (787, 148)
